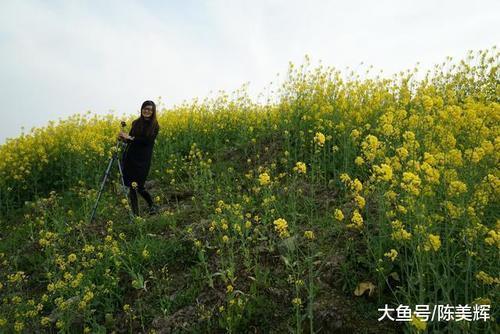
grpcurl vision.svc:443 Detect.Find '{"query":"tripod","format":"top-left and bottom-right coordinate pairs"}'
top-left (89, 122), bottom-right (134, 224)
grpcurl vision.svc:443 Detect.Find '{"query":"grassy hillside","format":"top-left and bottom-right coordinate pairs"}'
top-left (0, 48), bottom-right (498, 333)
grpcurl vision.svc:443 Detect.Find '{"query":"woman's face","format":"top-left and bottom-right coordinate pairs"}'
top-left (141, 105), bottom-right (153, 119)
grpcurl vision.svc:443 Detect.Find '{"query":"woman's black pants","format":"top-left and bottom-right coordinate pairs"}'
top-left (128, 184), bottom-right (153, 215)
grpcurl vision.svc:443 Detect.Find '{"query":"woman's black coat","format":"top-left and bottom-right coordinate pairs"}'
top-left (121, 120), bottom-right (159, 187)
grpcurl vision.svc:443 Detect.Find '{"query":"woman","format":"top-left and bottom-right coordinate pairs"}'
top-left (118, 100), bottom-right (160, 216)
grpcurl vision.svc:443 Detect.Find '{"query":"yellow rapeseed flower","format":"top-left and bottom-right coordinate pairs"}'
top-left (83, 244), bottom-right (95, 253)
top-left (391, 229), bottom-right (412, 241)
top-left (484, 230), bottom-right (500, 247)
top-left (334, 209), bottom-right (344, 221)
top-left (314, 132), bottom-right (326, 147)
top-left (40, 317), bottom-right (51, 327)
top-left (340, 173), bottom-right (351, 184)
top-left (351, 178), bottom-right (363, 193)
top-left (293, 161), bottom-right (307, 174)
top-left (348, 210), bottom-right (364, 230)
top-left (423, 234), bottom-right (441, 252)
top-left (304, 230), bottom-right (315, 240)
top-left (83, 291), bottom-right (94, 303)
top-left (354, 195), bottom-right (365, 209)
top-left (354, 156), bottom-right (364, 166)
top-left (410, 314), bottom-right (427, 331)
top-left (259, 172), bottom-right (271, 185)
top-left (384, 249), bottom-right (398, 261)
top-left (14, 321), bottom-right (24, 332)
top-left (373, 164), bottom-right (393, 182)
top-left (273, 218), bottom-right (290, 238)
top-left (401, 172), bottom-right (421, 196)
top-left (448, 180), bottom-right (468, 197)
top-left (476, 271), bottom-right (499, 285)
top-left (391, 220), bottom-right (412, 241)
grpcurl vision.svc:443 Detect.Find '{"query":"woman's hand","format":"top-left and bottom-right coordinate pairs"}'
top-left (117, 131), bottom-right (130, 141)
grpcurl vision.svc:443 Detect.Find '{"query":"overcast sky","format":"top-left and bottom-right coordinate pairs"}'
top-left (0, 0), bottom-right (498, 144)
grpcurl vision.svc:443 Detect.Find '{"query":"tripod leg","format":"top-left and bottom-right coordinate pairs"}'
top-left (117, 151), bottom-right (135, 223)
top-left (89, 154), bottom-right (115, 224)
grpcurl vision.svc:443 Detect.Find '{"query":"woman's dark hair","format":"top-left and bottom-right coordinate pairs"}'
top-left (130, 100), bottom-right (159, 137)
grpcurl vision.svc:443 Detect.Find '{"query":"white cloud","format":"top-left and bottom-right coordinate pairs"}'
top-left (0, 0), bottom-right (498, 143)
